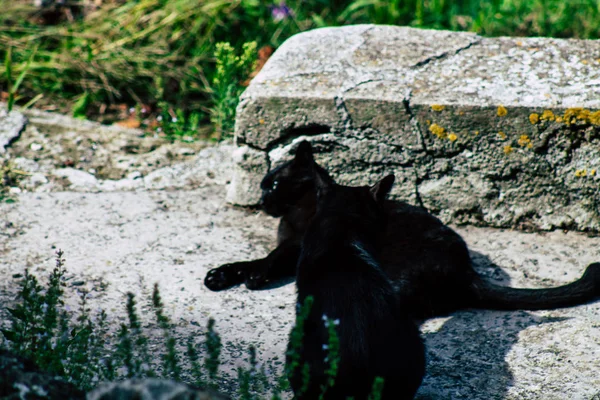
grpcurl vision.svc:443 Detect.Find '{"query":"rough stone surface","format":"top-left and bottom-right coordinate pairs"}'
top-left (88, 379), bottom-right (230, 400)
top-left (0, 107), bottom-right (232, 193)
top-left (0, 109), bottom-right (27, 154)
top-left (1, 111), bottom-right (600, 399)
top-left (231, 25), bottom-right (600, 234)
top-left (0, 349), bottom-right (84, 399)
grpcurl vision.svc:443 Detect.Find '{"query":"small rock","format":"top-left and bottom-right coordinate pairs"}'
top-left (127, 171), bottom-right (143, 180)
top-left (30, 173), bottom-right (49, 186)
top-left (9, 187), bottom-right (22, 194)
top-left (53, 168), bottom-right (98, 190)
top-left (30, 143), bottom-right (43, 151)
top-left (178, 147), bottom-right (196, 156)
top-left (13, 157), bottom-right (41, 173)
top-left (0, 109), bottom-right (27, 154)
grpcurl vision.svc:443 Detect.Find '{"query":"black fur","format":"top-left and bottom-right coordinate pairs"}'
top-left (288, 168), bottom-right (425, 400)
top-left (204, 141), bottom-right (600, 319)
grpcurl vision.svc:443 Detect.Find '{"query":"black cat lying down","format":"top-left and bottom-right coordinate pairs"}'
top-left (289, 165), bottom-right (424, 400)
top-left (205, 141), bottom-right (600, 319)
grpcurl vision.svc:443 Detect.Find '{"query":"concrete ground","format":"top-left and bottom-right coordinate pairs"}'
top-left (1, 111), bottom-right (600, 399)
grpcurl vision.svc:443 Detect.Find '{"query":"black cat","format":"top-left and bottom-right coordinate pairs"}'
top-left (287, 161), bottom-right (425, 400)
top-left (205, 141), bottom-right (600, 319)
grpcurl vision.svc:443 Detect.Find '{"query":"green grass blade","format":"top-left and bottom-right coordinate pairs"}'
top-left (12, 45), bottom-right (38, 93)
top-left (4, 47), bottom-right (12, 93)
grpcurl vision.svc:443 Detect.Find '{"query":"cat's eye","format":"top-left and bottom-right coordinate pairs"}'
top-left (272, 180), bottom-right (279, 189)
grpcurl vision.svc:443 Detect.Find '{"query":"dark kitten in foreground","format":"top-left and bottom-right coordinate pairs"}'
top-left (205, 141), bottom-right (600, 319)
top-left (288, 161), bottom-right (424, 400)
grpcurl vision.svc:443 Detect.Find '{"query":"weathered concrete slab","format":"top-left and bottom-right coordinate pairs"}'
top-left (2, 186), bottom-right (600, 399)
top-left (231, 25), bottom-right (600, 234)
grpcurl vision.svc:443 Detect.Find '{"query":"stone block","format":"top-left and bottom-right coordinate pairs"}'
top-left (229, 25), bottom-right (600, 233)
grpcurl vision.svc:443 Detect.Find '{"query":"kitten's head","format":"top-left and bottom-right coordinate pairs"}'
top-left (260, 141), bottom-right (332, 217)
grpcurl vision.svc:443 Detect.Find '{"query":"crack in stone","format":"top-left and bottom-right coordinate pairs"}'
top-left (334, 96), bottom-right (354, 131)
top-left (401, 90), bottom-right (430, 207)
top-left (411, 37), bottom-right (482, 69)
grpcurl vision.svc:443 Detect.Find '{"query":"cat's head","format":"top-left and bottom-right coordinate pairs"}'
top-left (260, 141), bottom-right (332, 217)
top-left (313, 165), bottom-right (395, 229)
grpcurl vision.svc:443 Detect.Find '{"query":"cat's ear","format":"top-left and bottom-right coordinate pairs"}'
top-left (294, 141), bottom-right (314, 166)
top-left (313, 164), bottom-right (332, 194)
top-left (369, 174), bottom-right (395, 203)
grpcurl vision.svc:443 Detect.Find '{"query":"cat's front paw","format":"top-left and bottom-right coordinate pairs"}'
top-left (245, 268), bottom-right (270, 290)
top-left (204, 263), bottom-right (246, 291)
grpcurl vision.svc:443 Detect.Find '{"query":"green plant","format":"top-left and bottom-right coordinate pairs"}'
top-left (72, 91), bottom-right (91, 119)
top-left (210, 41), bottom-right (257, 139)
top-left (152, 283), bottom-right (181, 381)
top-left (237, 345), bottom-right (270, 400)
top-left (368, 376), bottom-right (385, 400)
top-left (0, 250), bottom-right (109, 389)
top-left (0, 160), bottom-right (28, 203)
top-left (1, 251), bottom-right (292, 396)
top-left (154, 102), bottom-right (204, 140)
top-left (205, 317), bottom-right (222, 388)
top-left (319, 317), bottom-right (341, 400)
top-left (3, 46), bottom-right (37, 112)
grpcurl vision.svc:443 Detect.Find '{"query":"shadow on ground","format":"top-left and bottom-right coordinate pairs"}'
top-left (417, 251), bottom-right (570, 399)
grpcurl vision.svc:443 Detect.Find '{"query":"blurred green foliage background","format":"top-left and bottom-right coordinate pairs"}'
top-left (1, 0), bottom-right (598, 138)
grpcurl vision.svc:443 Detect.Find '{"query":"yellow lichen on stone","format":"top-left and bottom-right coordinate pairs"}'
top-left (503, 145), bottom-right (514, 155)
top-left (575, 169), bottom-right (587, 177)
top-left (560, 108), bottom-right (600, 125)
top-left (498, 131), bottom-right (507, 139)
top-left (518, 135), bottom-right (531, 147)
top-left (577, 109), bottom-right (591, 121)
top-left (431, 104), bottom-right (445, 112)
top-left (497, 105), bottom-right (508, 117)
top-left (540, 110), bottom-right (555, 121)
top-left (448, 133), bottom-right (458, 142)
top-left (429, 123), bottom-right (447, 139)
top-left (529, 113), bottom-right (540, 124)
top-left (563, 108), bottom-right (584, 125)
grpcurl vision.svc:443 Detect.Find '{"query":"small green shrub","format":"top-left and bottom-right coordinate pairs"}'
top-left (0, 250), bottom-right (290, 397)
top-left (210, 41), bottom-right (257, 140)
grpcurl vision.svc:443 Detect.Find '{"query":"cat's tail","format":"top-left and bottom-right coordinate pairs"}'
top-left (471, 262), bottom-right (600, 310)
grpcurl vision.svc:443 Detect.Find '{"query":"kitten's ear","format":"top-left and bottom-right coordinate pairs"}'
top-left (369, 174), bottom-right (395, 203)
top-left (294, 141), bottom-right (314, 166)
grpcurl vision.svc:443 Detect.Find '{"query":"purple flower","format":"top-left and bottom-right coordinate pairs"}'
top-left (270, 2), bottom-right (293, 21)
